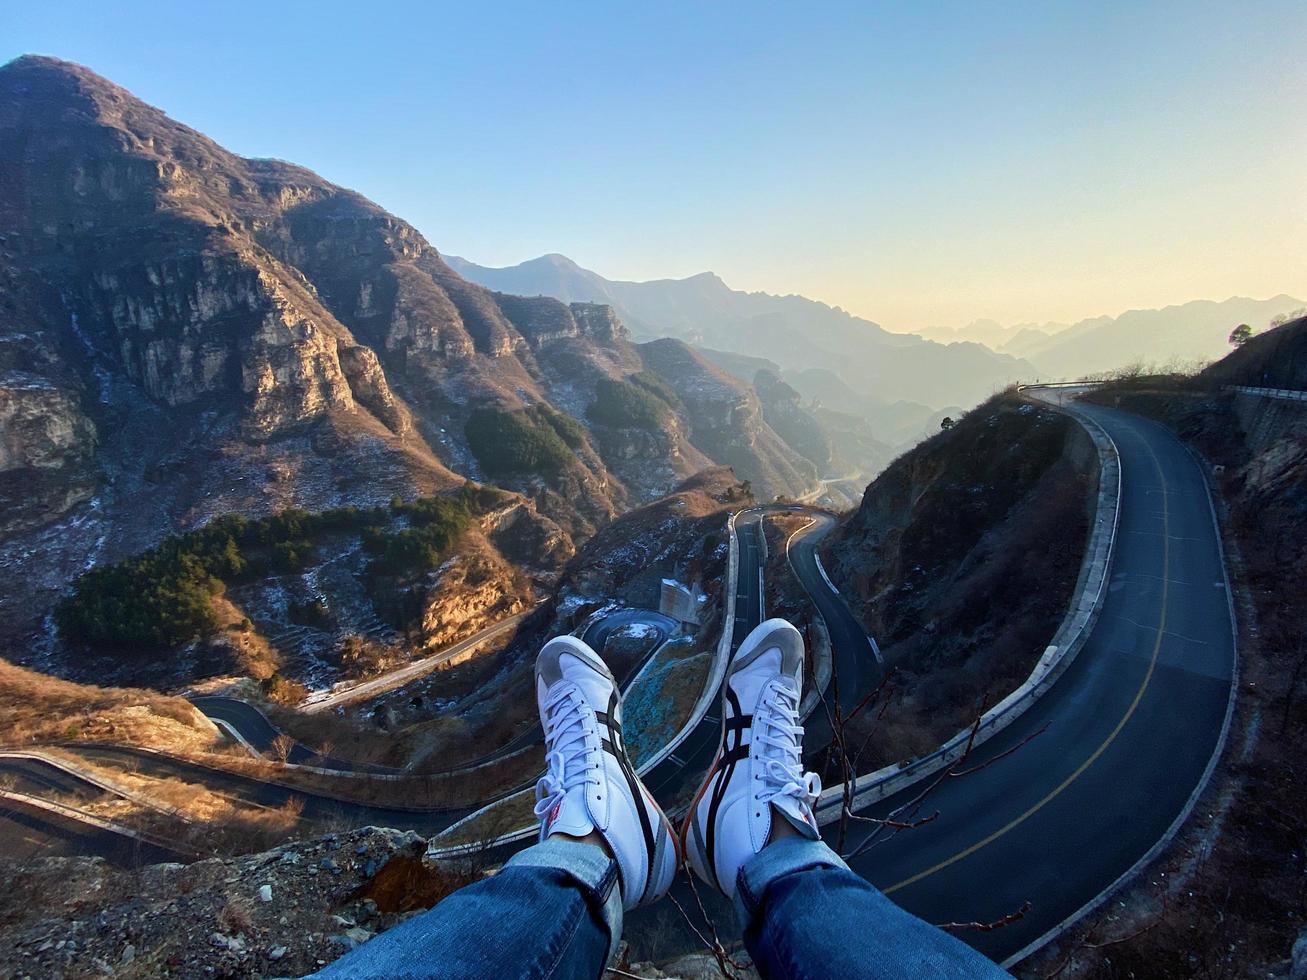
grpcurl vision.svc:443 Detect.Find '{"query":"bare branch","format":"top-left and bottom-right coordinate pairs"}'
top-left (937, 901), bottom-right (1032, 933)
top-left (948, 722), bottom-right (1049, 778)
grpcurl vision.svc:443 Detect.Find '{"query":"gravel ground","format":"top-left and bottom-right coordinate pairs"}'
top-left (0, 826), bottom-right (477, 979)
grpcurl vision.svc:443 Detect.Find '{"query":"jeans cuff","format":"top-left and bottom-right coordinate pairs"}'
top-left (506, 838), bottom-right (624, 965)
top-left (733, 835), bottom-right (849, 931)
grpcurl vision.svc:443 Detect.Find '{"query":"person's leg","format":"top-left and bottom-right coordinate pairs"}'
top-left (683, 618), bottom-right (1011, 978)
top-left (734, 835), bottom-right (1012, 979)
top-left (310, 836), bottom-right (620, 980)
top-left (312, 632), bottom-right (679, 980)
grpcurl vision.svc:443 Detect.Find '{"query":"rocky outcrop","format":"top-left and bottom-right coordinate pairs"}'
top-left (0, 55), bottom-right (831, 665)
top-left (0, 827), bottom-right (475, 980)
top-left (419, 548), bottom-right (528, 649)
top-left (0, 371), bottom-right (97, 534)
top-left (338, 344), bottom-right (410, 435)
top-left (480, 500), bottom-right (574, 570)
top-left (571, 303), bottom-right (628, 345)
top-left (752, 369), bottom-right (834, 475)
top-left (639, 339), bottom-right (817, 499)
top-left (0, 372), bottom-right (95, 472)
top-left (493, 295), bottom-right (631, 351)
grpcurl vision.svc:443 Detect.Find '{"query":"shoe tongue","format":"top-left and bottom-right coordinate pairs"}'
top-left (542, 786), bottom-right (595, 840)
top-left (731, 648), bottom-right (783, 705)
top-left (559, 652), bottom-right (613, 709)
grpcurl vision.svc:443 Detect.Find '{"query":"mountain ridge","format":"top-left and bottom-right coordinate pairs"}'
top-left (916, 294), bottom-right (1307, 369)
top-left (0, 55), bottom-right (821, 670)
top-left (446, 253), bottom-right (1033, 409)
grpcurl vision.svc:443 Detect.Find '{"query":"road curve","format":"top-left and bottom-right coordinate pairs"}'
top-left (781, 509), bottom-right (883, 750)
top-left (626, 402), bottom-right (1236, 966)
top-left (67, 745), bottom-right (470, 834)
top-left (0, 605), bottom-right (681, 864)
top-left (191, 696), bottom-right (398, 773)
top-left (195, 608), bottom-right (675, 776)
top-left (836, 402), bottom-right (1236, 964)
top-left (637, 516), bottom-right (767, 803)
top-left (0, 795), bottom-right (187, 867)
top-left (301, 609), bottom-right (533, 714)
top-left (6, 401), bottom-right (1235, 971)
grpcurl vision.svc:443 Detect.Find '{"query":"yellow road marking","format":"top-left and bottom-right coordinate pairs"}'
top-left (885, 431), bottom-right (1170, 895)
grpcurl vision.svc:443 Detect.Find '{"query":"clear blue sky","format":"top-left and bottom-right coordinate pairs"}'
top-left (4, 1), bottom-right (1305, 330)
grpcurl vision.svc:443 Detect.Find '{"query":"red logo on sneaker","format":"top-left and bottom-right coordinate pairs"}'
top-left (547, 799), bottom-right (563, 828)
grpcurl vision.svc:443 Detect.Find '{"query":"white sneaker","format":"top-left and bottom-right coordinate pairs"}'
top-left (532, 635), bottom-right (679, 909)
top-left (682, 619), bottom-right (822, 898)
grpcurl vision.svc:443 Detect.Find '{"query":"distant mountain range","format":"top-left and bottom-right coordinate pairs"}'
top-left (449, 255), bottom-right (1306, 397)
top-left (917, 296), bottom-right (1307, 377)
top-left (913, 319), bottom-right (1063, 352)
top-left (445, 254), bottom-right (1033, 410)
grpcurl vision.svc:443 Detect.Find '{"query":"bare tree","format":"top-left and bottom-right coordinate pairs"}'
top-left (269, 733), bottom-right (295, 764)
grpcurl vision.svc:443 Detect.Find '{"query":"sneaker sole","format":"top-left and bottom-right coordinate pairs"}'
top-left (638, 790), bottom-right (682, 906)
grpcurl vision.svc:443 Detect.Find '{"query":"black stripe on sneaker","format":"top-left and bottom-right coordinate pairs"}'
top-left (703, 687), bottom-right (748, 892)
top-left (601, 691), bottom-right (657, 896)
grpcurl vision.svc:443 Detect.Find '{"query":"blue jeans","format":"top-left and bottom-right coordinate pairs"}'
top-left (311, 836), bottom-right (1011, 979)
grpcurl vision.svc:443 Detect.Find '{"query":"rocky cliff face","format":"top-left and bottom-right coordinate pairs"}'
top-left (639, 339), bottom-right (818, 499)
top-left (0, 55), bottom-right (823, 666)
top-left (752, 369), bottom-right (834, 475)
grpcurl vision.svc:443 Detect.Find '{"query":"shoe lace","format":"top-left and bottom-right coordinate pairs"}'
top-left (752, 681), bottom-right (821, 806)
top-left (533, 687), bottom-right (600, 822)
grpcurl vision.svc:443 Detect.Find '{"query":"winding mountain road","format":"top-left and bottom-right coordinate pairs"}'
top-left (625, 399), bottom-right (1236, 966)
top-left (0, 795), bottom-right (185, 867)
top-left (781, 508), bottom-right (884, 750)
top-left (0, 607), bottom-right (678, 859)
top-left (838, 402), bottom-right (1236, 965)
top-left (300, 609), bottom-right (534, 714)
top-left (639, 516), bottom-right (767, 802)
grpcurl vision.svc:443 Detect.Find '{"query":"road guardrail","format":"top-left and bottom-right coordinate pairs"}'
top-left (813, 388), bottom-right (1122, 820)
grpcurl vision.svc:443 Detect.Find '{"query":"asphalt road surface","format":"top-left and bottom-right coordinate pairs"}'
top-left (0, 754), bottom-right (109, 802)
top-left (301, 610), bottom-right (532, 714)
top-left (0, 606), bottom-right (679, 866)
top-left (70, 745), bottom-right (467, 834)
top-left (0, 797), bottom-right (184, 867)
top-left (0, 756), bottom-right (192, 866)
top-left (781, 509), bottom-right (884, 752)
top-left (192, 608), bottom-right (674, 774)
top-left (837, 403), bottom-right (1236, 963)
top-left (638, 516), bottom-right (767, 805)
top-left (191, 696), bottom-right (396, 772)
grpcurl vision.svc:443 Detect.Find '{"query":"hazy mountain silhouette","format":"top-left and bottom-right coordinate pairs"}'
top-left (918, 296), bottom-right (1307, 378)
top-left (446, 254), bottom-right (1033, 409)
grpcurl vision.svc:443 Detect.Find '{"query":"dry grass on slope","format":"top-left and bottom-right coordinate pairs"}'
top-left (824, 397), bottom-right (1095, 771)
top-left (561, 466), bottom-right (747, 609)
top-left (0, 658), bottom-right (221, 753)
